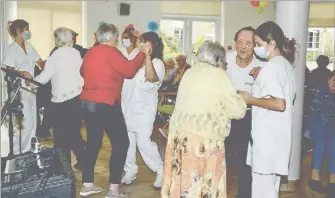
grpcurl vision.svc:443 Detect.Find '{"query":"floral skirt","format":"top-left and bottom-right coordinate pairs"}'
top-left (161, 132), bottom-right (227, 198)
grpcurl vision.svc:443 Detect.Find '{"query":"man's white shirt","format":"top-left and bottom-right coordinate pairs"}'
top-left (226, 51), bottom-right (265, 93)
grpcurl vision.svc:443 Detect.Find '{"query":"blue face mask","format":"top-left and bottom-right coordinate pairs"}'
top-left (254, 46), bottom-right (269, 59)
top-left (23, 31), bottom-right (31, 40)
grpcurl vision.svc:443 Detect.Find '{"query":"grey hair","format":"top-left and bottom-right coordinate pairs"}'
top-left (196, 40), bottom-right (227, 67)
top-left (54, 27), bottom-right (74, 48)
top-left (95, 23), bottom-right (119, 44)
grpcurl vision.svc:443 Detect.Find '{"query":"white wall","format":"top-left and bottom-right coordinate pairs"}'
top-left (84, 1), bottom-right (161, 47)
top-left (161, 1), bottom-right (221, 16)
top-left (17, 1), bottom-right (82, 60)
top-left (222, 1), bottom-right (276, 49)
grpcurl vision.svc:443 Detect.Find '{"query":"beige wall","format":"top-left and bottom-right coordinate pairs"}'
top-left (17, 1), bottom-right (82, 60)
top-left (161, 1), bottom-right (221, 16)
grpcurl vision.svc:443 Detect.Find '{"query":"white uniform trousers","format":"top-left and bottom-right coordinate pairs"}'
top-left (252, 172), bottom-right (281, 198)
top-left (124, 129), bottom-right (163, 174)
top-left (18, 89), bottom-right (37, 153)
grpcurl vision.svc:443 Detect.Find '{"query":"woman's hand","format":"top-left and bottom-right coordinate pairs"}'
top-left (140, 42), bottom-right (152, 57)
top-left (19, 71), bottom-right (33, 79)
top-left (238, 91), bottom-right (251, 104)
top-left (131, 29), bottom-right (142, 38)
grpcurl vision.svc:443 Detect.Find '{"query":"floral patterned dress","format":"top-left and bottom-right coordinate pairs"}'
top-left (161, 63), bottom-right (247, 198)
top-left (161, 132), bottom-right (227, 198)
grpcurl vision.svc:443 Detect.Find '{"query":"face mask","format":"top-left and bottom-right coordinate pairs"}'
top-left (254, 46), bottom-right (269, 59)
top-left (123, 39), bottom-right (131, 48)
top-left (23, 31), bottom-right (31, 40)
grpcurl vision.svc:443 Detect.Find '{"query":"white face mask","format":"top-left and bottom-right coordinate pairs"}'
top-left (254, 46), bottom-right (270, 59)
top-left (122, 39), bottom-right (131, 48)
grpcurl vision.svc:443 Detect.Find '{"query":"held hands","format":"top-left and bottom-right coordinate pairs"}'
top-left (131, 29), bottom-right (142, 38)
top-left (238, 90), bottom-right (252, 104)
top-left (19, 71), bottom-right (33, 86)
top-left (139, 42), bottom-right (152, 57)
top-left (249, 66), bottom-right (262, 80)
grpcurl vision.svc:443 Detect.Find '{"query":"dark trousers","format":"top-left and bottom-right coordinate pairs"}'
top-left (36, 102), bottom-right (53, 137)
top-left (81, 101), bottom-right (129, 184)
top-left (52, 96), bottom-right (85, 164)
top-left (226, 110), bottom-right (252, 198)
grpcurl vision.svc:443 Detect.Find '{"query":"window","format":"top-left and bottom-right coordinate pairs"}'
top-left (307, 29), bottom-right (320, 49)
top-left (160, 17), bottom-right (220, 61)
top-left (160, 19), bottom-right (185, 59)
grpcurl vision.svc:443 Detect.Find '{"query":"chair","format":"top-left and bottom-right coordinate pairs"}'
top-left (157, 92), bottom-right (176, 139)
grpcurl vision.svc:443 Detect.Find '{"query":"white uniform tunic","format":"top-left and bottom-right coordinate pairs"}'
top-left (2, 41), bottom-right (40, 155)
top-left (120, 47), bottom-right (165, 174)
top-left (247, 56), bottom-right (295, 198)
top-left (247, 56), bottom-right (295, 175)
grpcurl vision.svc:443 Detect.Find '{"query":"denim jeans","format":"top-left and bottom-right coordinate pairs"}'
top-left (81, 101), bottom-right (129, 184)
top-left (306, 113), bottom-right (335, 174)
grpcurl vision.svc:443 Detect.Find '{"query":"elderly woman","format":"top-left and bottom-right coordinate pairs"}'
top-left (307, 71), bottom-right (335, 196)
top-left (79, 23), bottom-right (146, 198)
top-left (32, 27), bottom-right (85, 165)
top-left (161, 41), bottom-right (247, 198)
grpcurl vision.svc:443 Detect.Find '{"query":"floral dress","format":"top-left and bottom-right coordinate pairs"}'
top-left (161, 132), bottom-right (227, 198)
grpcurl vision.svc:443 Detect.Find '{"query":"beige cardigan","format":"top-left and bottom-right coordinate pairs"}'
top-left (169, 63), bottom-right (247, 141)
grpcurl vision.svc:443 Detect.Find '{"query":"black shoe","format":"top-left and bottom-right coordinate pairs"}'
top-left (308, 180), bottom-right (325, 194)
top-left (74, 163), bottom-right (82, 171)
top-left (326, 183), bottom-right (335, 198)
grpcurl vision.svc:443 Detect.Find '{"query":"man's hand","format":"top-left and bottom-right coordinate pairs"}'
top-left (249, 66), bottom-right (262, 80)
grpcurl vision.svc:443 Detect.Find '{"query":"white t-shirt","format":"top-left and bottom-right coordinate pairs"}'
top-left (247, 56), bottom-right (296, 175)
top-left (3, 41), bottom-right (40, 75)
top-left (226, 51), bottom-right (265, 93)
top-left (34, 47), bottom-right (83, 103)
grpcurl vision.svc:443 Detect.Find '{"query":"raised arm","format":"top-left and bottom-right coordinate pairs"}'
top-left (109, 48), bottom-right (145, 78)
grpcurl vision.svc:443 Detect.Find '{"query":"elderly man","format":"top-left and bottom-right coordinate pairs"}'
top-left (165, 54), bottom-right (191, 92)
top-left (225, 26), bottom-right (264, 198)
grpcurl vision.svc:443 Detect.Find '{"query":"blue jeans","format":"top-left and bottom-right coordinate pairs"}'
top-left (306, 114), bottom-right (335, 174)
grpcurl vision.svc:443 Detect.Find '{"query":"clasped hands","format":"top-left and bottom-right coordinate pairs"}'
top-left (19, 71), bottom-right (33, 86)
top-left (237, 90), bottom-right (252, 104)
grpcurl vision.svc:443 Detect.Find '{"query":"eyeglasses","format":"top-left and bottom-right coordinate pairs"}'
top-left (236, 40), bottom-right (253, 49)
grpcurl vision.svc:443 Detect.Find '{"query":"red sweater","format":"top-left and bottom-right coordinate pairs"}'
top-left (80, 44), bottom-right (145, 106)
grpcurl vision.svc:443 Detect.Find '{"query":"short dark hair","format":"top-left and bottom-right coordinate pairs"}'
top-left (316, 55), bottom-right (330, 68)
top-left (234, 26), bottom-right (255, 42)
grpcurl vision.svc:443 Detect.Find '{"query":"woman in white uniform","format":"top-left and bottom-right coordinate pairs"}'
top-left (239, 21), bottom-right (296, 198)
top-left (121, 28), bottom-right (165, 188)
top-left (3, 19), bottom-right (44, 154)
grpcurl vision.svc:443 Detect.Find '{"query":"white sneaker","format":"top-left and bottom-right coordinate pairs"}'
top-left (153, 169), bottom-right (163, 188)
top-left (121, 172), bottom-right (137, 185)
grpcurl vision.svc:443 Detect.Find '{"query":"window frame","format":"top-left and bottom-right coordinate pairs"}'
top-left (307, 28), bottom-right (320, 51)
top-left (161, 14), bottom-right (221, 62)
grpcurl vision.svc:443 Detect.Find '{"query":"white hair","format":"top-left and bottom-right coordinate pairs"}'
top-left (95, 23), bottom-right (119, 44)
top-left (54, 27), bottom-right (74, 48)
top-left (196, 40), bottom-right (227, 67)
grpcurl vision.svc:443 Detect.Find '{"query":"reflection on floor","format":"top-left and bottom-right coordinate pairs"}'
top-left (41, 125), bottom-right (329, 198)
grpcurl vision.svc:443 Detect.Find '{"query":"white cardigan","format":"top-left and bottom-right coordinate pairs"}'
top-left (35, 46), bottom-right (83, 103)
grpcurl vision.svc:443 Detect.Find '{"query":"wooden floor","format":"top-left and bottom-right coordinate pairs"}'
top-left (41, 125), bottom-right (330, 198)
